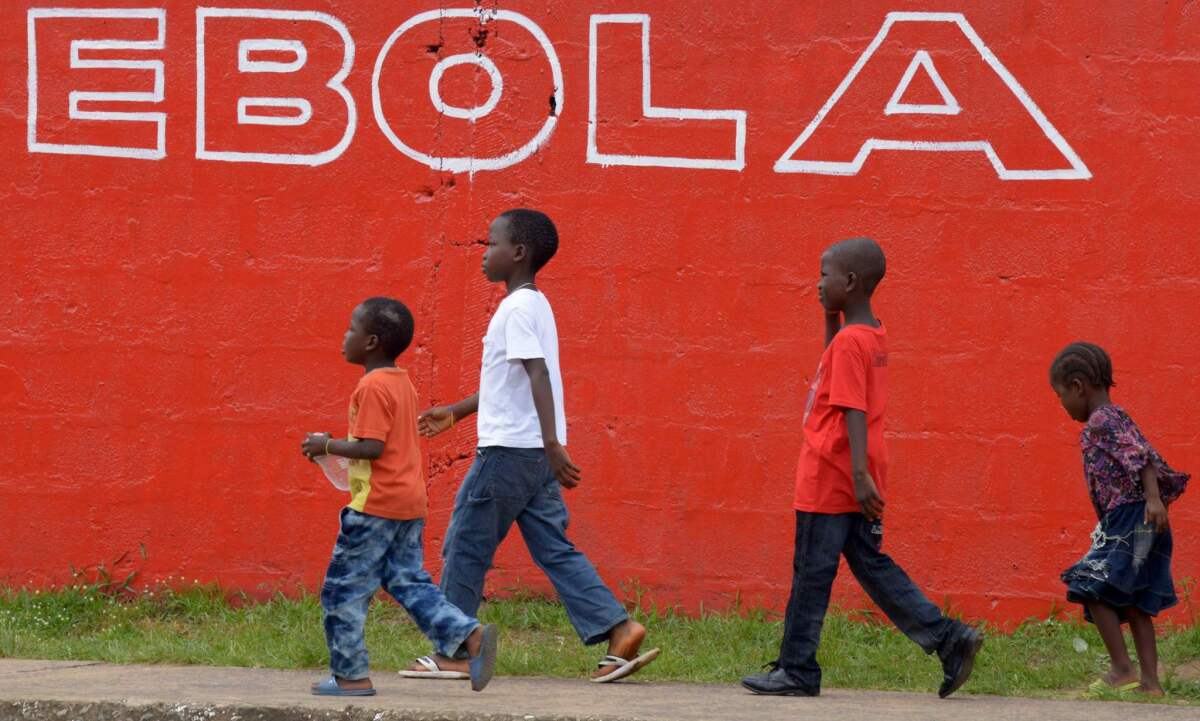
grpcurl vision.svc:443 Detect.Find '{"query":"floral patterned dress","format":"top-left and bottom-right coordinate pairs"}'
top-left (1061, 405), bottom-right (1189, 621)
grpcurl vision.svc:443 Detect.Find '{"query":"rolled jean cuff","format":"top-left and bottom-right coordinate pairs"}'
top-left (435, 621), bottom-right (480, 660)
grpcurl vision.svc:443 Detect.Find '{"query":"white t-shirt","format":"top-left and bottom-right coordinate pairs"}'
top-left (476, 288), bottom-right (567, 448)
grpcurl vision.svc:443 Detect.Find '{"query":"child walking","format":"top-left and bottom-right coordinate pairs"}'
top-left (301, 297), bottom-right (498, 696)
top-left (403, 209), bottom-right (659, 683)
top-left (742, 237), bottom-right (983, 698)
top-left (1050, 341), bottom-right (1189, 696)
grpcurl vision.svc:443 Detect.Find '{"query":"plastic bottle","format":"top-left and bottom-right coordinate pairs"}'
top-left (315, 454), bottom-right (351, 491)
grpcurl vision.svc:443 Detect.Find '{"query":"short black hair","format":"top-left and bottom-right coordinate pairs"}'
top-left (1049, 341), bottom-right (1114, 389)
top-left (828, 237), bottom-right (886, 296)
top-left (359, 297), bottom-right (414, 359)
top-left (500, 208), bottom-right (558, 273)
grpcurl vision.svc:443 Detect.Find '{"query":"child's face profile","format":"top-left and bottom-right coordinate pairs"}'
top-left (342, 305), bottom-right (374, 364)
top-left (481, 216), bottom-right (524, 282)
top-left (818, 250), bottom-right (849, 312)
top-left (1051, 379), bottom-right (1089, 422)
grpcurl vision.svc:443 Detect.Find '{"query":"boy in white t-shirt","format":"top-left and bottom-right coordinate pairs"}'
top-left (404, 209), bottom-right (659, 683)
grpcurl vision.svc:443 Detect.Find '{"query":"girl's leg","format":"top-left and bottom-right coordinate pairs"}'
top-left (1125, 608), bottom-right (1164, 695)
top-left (1085, 601), bottom-right (1138, 687)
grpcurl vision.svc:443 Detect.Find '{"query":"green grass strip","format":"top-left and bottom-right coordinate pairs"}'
top-left (1, 584), bottom-right (1197, 705)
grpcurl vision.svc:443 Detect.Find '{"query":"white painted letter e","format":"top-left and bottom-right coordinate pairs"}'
top-left (27, 8), bottom-right (167, 160)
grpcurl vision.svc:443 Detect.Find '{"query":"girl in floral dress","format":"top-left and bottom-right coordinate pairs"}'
top-left (1049, 342), bottom-right (1189, 696)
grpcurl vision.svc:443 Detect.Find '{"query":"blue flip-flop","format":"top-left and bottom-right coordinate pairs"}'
top-left (468, 624), bottom-right (498, 692)
top-left (311, 676), bottom-right (377, 696)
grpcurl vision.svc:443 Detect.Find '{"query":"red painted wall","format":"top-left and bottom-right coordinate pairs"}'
top-left (2, 1), bottom-right (1198, 626)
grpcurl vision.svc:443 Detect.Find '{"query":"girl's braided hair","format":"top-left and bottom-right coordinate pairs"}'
top-left (1049, 341), bottom-right (1114, 389)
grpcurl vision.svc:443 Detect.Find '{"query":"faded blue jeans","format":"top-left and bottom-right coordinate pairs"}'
top-left (777, 511), bottom-right (966, 692)
top-left (439, 446), bottom-right (628, 648)
top-left (322, 509), bottom-right (479, 680)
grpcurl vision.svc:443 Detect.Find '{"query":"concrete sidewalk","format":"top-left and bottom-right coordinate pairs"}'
top-left (0, 659), bottom-right (1194, 721)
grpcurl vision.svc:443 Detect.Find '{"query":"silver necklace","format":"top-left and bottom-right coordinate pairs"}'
top-left (510, 282), bottom-right (536, 294)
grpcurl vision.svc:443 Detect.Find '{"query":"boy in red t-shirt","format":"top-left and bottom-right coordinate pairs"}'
top-left (299, 298), bottom-right (498, 696)
top-left (741, 238), bottom-right (983, 699)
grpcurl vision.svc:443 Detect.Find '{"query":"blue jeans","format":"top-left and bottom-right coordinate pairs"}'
top-left (321, 509), bottom-right (479, 680)
top-left (777, 511), bottom-right (964, 692)
top-left (440, 446), bottom-right (628, 647)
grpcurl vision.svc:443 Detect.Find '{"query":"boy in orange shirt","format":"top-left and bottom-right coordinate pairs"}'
top-left (300, 297), bottom-right (497, 696)
top-left (741, 238), bottom-right (982, 698)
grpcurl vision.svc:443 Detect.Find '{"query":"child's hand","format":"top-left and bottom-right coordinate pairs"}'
top-left (301, 432), bottom-right (331, 461)
top-left (546, 441), bottom-right (581, 489)
top-left (1144, 497), bottom-right (1169, 533)
top-left (853, 472), bottom-right (885, 520)
top-left (418, 406), bottom-right (455, 437)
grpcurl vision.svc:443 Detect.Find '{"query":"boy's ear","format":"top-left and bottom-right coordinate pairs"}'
top-left (1069, 377), bottom-right (1085, 395)
top-left (364, 334), bottom-right (380, 352)
top-left (511, 241), bottom-right (528, 263)
top-left (845, 270), bottom-right (859, 293)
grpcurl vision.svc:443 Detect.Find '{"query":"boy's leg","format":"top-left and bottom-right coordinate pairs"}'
top-left (841, 516), bottom-right (956, 652)
top-left (320, 509), bottom-right (394, 685)
top-left (753, 511), bottom-right (849, 694)
top-left (515, 470), bottom-right (631, 654)
top-left (841, 515), bottom-right (981, 697)
top-left (439, 448), bottom-right (524, 617)
top-left (408, 448), bottom-right (526, 673)
top-left (383, 519), bottom-right (481, 659)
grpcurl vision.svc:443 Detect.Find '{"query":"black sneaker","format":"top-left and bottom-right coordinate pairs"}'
top-left (938, 626), bottom-right (983, 698)
top-left (740, 666), bottom-right (819, 697)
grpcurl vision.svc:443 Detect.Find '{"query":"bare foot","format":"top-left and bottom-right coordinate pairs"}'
top-left (593, 620), bottom-right (646, 679)
top-left (311, 676), bottom-right (373, 692)
top-left (404, 627), bottom-right (484, 675)
top-left (1100, 668), bottom-right (1139, 688)
top-left (464, 625), bottom-right (483, 656)
top-left (406, 653), bottom-right (468, 674)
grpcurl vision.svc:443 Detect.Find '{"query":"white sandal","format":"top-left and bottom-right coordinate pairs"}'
top-left (590, 647), bottom-right (661, 683)
top-left (397, 655), bottom-right (470, 680)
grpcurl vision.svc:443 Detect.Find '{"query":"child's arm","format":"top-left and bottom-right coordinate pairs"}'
top-left (843, 409), bottom-right (885, 520)
top-left (1141, 465), bottom-right (1168, 532)
top-left (521, 357), bottom-right (581, 489)
top-left (1088, 412), bottom-right (1168, 532)
top-left (303, 384), bottom-right (392, 460)
top-left (418, 393), bottom-right (479, 438)
top-left (301, 433), bottom-right (384, 460)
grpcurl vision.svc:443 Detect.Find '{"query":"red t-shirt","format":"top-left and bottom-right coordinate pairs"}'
top-left (794, 323), bottom-right (889, 514)
top-left (345, 368), bottom-right (428, 521)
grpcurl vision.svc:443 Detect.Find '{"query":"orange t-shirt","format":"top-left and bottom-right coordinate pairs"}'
top-left (345, 368), bottom-right (427, 521)
top-left (794, 323), bottom-right (889, 514)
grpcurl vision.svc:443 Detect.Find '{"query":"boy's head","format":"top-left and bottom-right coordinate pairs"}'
top-left (818, 236), bottom-right (886, 313)
top-left (1049, 341), bottom-right (1114, 422)
top-left (482, 208), bottom-right (558, 283)
top-left (343, 297), bottom-right (414, 365)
